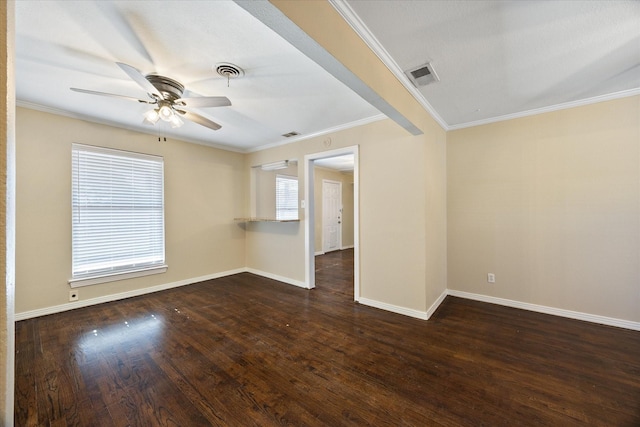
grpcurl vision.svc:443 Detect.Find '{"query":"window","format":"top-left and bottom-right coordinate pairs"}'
top-left (70, 144), bottom-right (166, 287)
top-left (275, 174), bottom-right (298, 220)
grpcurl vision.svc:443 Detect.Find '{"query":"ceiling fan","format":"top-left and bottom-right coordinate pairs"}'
top-left (71, 62), bottom-right (231, 131)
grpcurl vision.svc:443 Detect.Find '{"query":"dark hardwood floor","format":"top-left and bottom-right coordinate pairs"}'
top-left (15, 249), bottom-right (640, 426)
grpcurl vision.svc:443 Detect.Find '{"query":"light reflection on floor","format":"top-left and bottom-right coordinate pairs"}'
top-left (78, 313), bottom-right (165, 353)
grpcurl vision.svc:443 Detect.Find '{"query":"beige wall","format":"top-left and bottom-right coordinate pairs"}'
top-left (15, 109), bottom-right (447, 319)
top-left (16, 108), bottom-right (247, 314)
top-left (246, 116), bottom-right (448, 313)
top-left (243, 149), bottom-right (304, 282)
top-left (313, 167), bottom-right (354, 253)
top-left (448, 95), bottom-right (640, 322)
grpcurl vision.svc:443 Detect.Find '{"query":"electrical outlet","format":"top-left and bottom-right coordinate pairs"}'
top-left (487, 273), bottom-right (495, 283)
top-left (69, 290), bottom-right (79, 302)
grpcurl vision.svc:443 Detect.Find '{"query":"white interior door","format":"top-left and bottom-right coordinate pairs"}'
top-left (322, 179), bottom-right (342, 253)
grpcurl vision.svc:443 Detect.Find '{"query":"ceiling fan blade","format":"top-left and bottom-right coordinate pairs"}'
top-left (179, 110), bottom-right (222, 131)
top-left (116, 62), bottom-right (163, 99)
top-left (70, 87), bottom-right (154, 103)
top-left (175, 96), bottom-right (231, 108)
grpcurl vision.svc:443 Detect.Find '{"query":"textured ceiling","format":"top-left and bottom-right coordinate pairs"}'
top-left (15, 1), bottom-right (381, 152)
top-left (15, 1), bottom-right (640, 154)
top-left (337, 0), bottom-right (640, 129)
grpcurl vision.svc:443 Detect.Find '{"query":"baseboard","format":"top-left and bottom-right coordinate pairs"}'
top-left (15, 268), bottom-right (246, 321)
top-left (358, 297), bottom-right (429, 320)
top-left (358, 289), bottom-right (448, 321)
top-left (245, 268), bottom-right (308, 289)
top-left (426, 290), bottom-right (448, 319)
top-left (314, 251), bottom-right (325, 256)
top-left (447, 289), bottom-right (640, 332)
top-left (19, 271), bottom-right (637, 332)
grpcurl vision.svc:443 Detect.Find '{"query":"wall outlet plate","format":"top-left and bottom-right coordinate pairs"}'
top-left (69, 290), bottom-right (79, 301)
top-left (487, 273), bottom-right (496, 283)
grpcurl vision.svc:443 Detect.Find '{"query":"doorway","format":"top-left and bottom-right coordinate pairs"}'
top-left (304, 145), bottom-right (359, 301)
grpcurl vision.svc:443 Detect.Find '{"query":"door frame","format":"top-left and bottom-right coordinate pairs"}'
top-left (304, 145), bottom-right (359, 301)
top-left (322, 179), bottom-right (342, 253)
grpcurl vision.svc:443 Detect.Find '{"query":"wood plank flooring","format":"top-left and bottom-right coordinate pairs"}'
top-left (15, 249), bottom-right (640, 426)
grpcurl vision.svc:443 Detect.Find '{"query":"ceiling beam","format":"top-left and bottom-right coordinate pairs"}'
top-left (234, 0), bottom-right (423, 136)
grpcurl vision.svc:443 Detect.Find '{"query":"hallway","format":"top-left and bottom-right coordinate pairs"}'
top-left (314, 248), bottom-right (354, 299)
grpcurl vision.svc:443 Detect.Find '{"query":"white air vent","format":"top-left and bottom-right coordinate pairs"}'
top-left (215, 63), bottom-right (244, 79)
top-left (405, 62), bottom-right (439, 87)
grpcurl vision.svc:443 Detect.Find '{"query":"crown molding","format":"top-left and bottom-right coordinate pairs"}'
top-left (329, 1), bottom-right (640, 133)
top-left (247, 113), bottom-right (386, 153)
top-left (16, 100), bottom-right (247, 153)
top-left (447, 88), bottom-right (640, 130)
top-left (18, 100), bottom-right (388, 155)
top-left (236, 0), bottom-right (422, 138)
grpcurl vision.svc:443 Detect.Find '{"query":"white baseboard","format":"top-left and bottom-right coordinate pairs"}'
top-left (358, 289), bottom-right (448, 321)
top-left (18, 270), bottom-right (640, 332)
top-left (426, 290), bottom-right (448, 319)
top-left (16, 267), bottom-right (305, 321)
top-left (314, 251), bottom-right (325, 256)
top-left (358, 297), bottom-right (429, 320)
top-left (447, 289), bottom-right (640, 332)
top-left (245, 268), bottom-right (308, 289)
top-left (16, 268), bottom-right (246, 321)
top-left (355, 288), bottom-right (640, 331)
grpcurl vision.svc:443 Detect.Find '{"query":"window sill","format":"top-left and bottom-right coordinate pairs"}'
top-left (69, 265), bottom-right (168, 288)
top-left (234, 217), bottom-right (300, 222)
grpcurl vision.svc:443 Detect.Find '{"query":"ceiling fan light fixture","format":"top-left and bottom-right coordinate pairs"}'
top-left (158, 104), bottom-right (174, 122)
top-left (143, 108), bottom-right (160, 125)
top-left (169, 114), bottom-right (184, 129)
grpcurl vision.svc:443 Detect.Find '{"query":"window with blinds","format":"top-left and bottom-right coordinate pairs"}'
top-left (71, 144), bottom-right (166, 285)
top-left (275, 174), bottom-right (299, 220)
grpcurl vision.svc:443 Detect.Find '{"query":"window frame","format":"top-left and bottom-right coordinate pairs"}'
top-left (69, 144), bottom-right (167, 288)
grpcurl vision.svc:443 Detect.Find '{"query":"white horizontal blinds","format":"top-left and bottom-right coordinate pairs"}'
top-left (71, 144), bottom-right (165, 279)
top-left (275, 174), bottom-right (298, 220)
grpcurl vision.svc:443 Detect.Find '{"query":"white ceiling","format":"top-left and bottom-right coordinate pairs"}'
top-left (15, 1), bottom-right (640, 153)
top-left (15, 0), bottom-right (382, 152)
top-left (337, 0), bottom-right (640, 129)
top-left (315, 154), bottom-right (355, 172)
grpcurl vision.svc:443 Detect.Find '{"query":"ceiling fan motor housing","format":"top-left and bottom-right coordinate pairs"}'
top-left (145, 75), bottom-right (185, 101)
